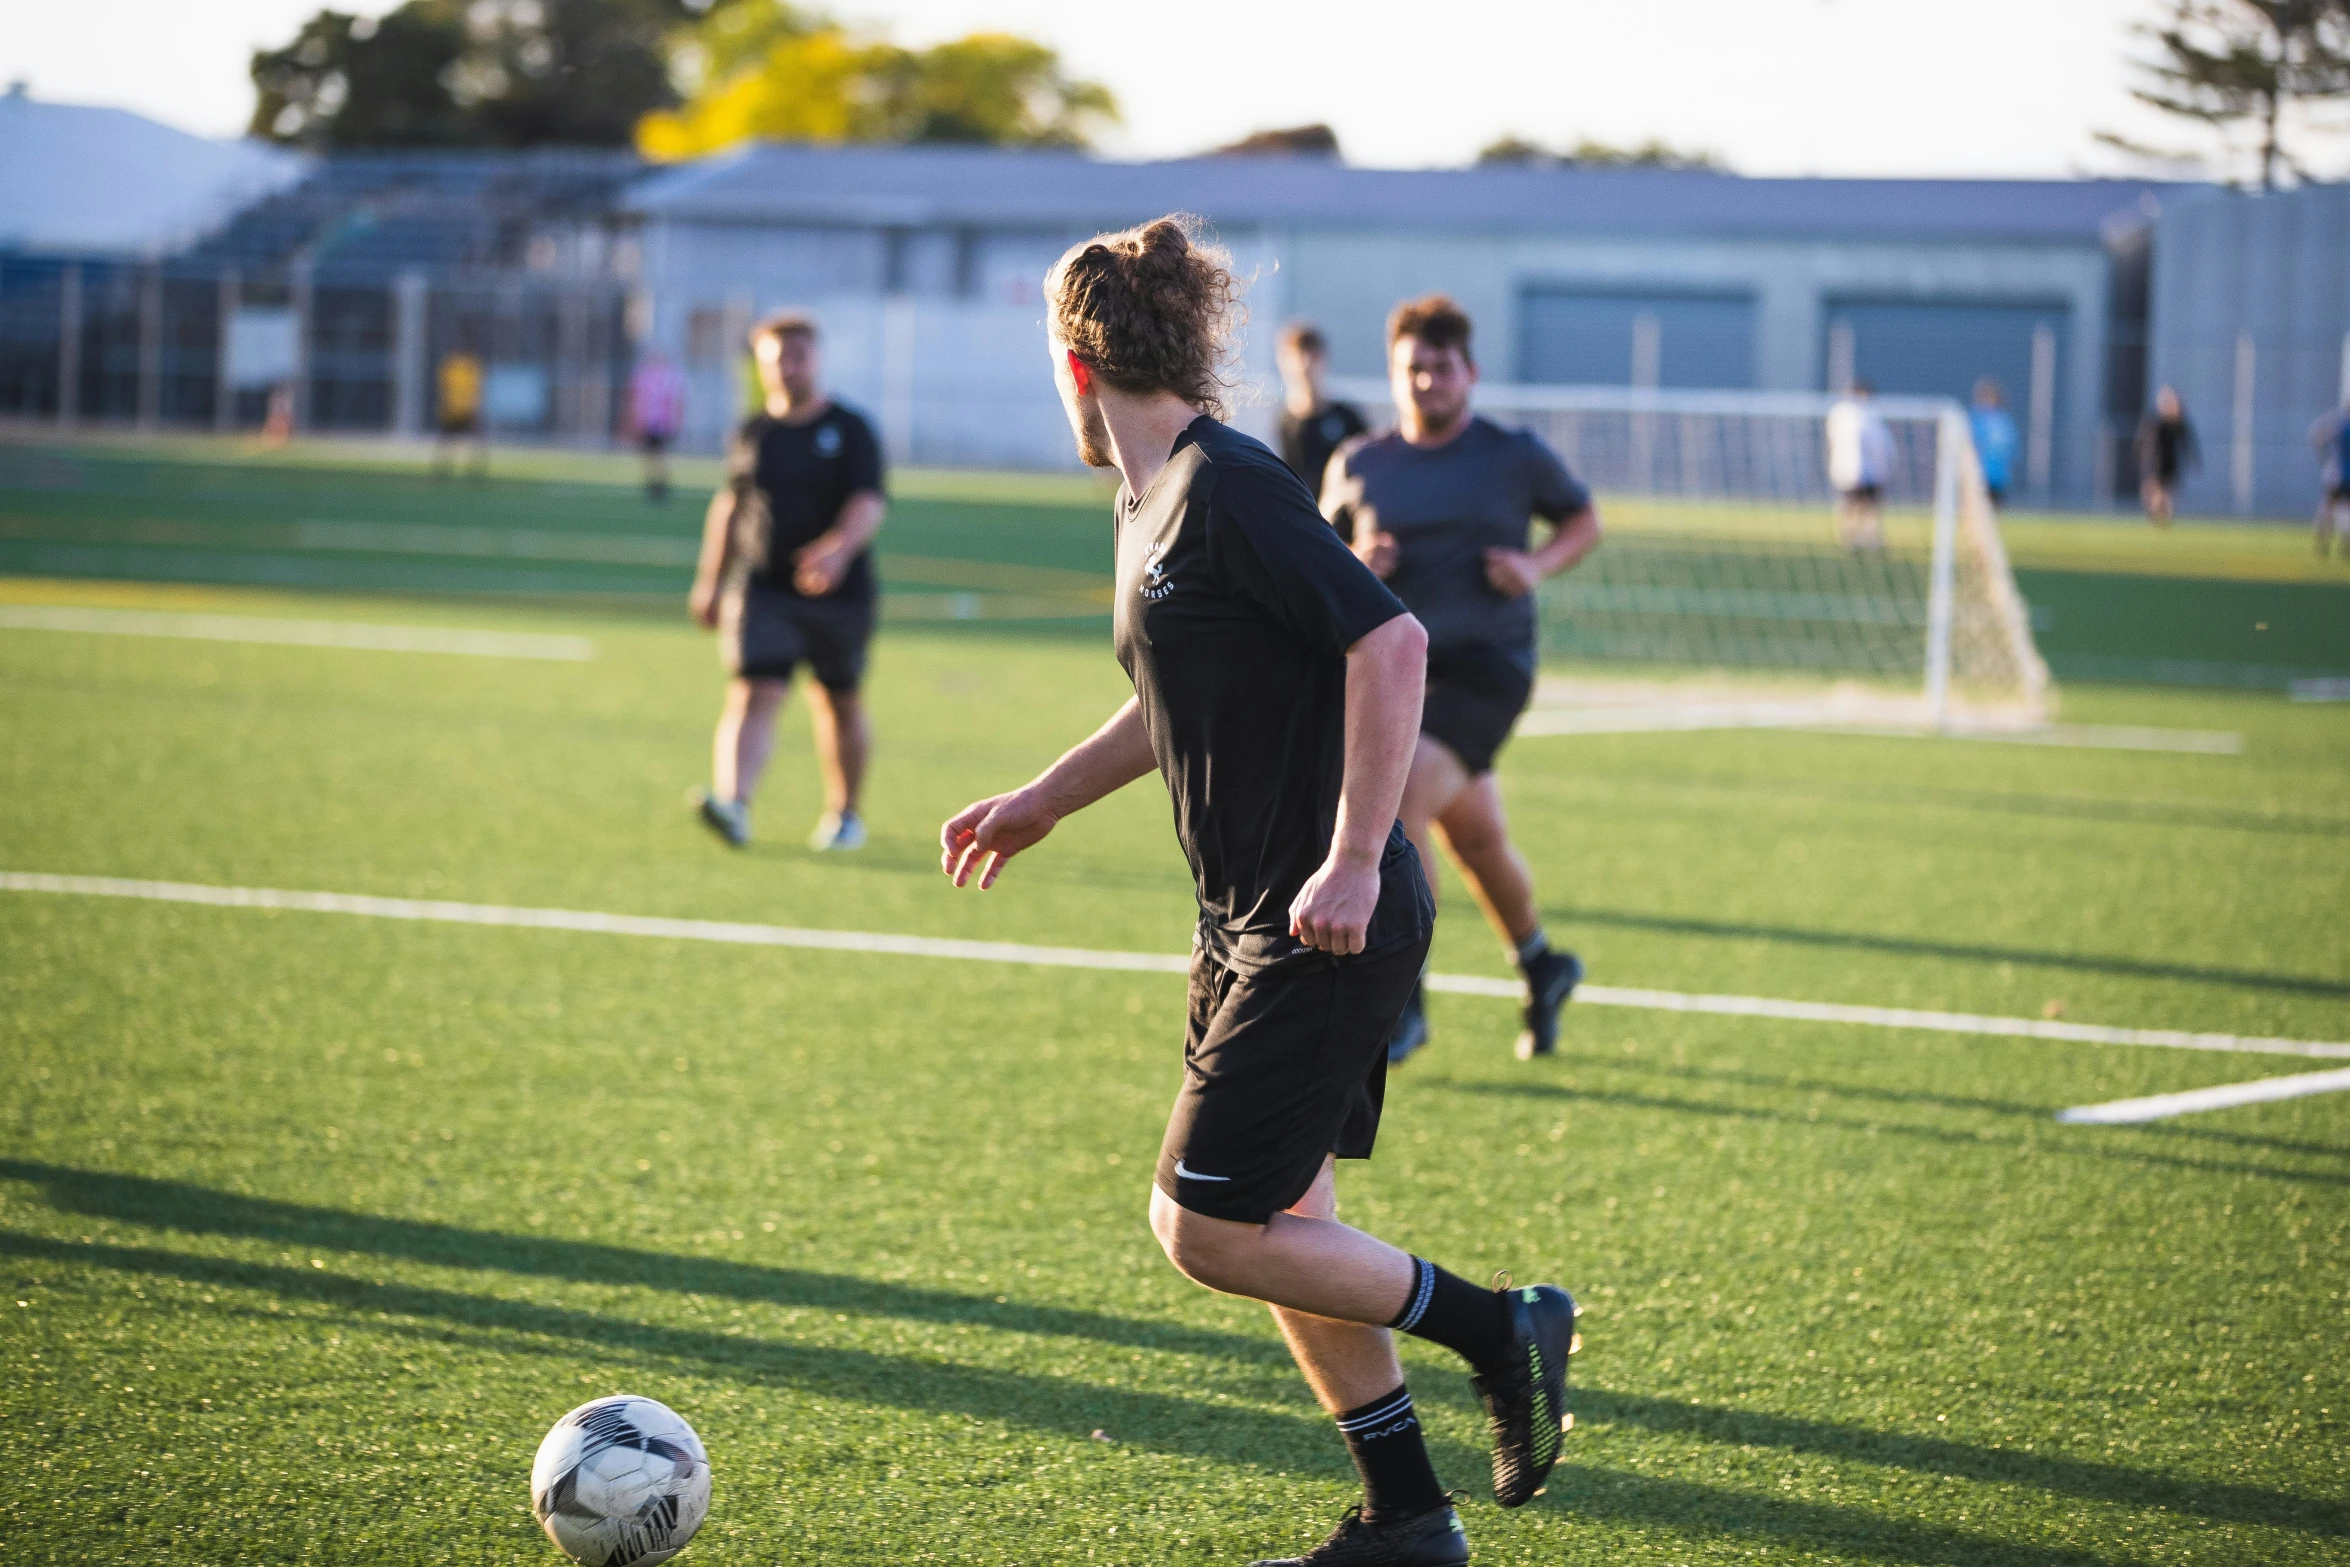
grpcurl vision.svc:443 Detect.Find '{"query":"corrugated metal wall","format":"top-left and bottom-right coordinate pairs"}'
top-left (2149, 185), bottom-right (2350, 519)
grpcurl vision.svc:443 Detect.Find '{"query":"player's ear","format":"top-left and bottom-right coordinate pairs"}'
top-left (1065, 351), bottom-right (1093, 396)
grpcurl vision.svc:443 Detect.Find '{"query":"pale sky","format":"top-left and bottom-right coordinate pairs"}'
top-left (2, 0), bottom-right (2334, 180)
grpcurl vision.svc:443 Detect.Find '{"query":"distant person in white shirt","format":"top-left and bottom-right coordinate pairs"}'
top-left (1825, 380), bottom-right (1894, 552)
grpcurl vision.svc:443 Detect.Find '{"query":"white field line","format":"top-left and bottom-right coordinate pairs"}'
top-left (0, 605), bottom-right (594, 661)
top-left (1514, 704), bottom-right (2240, 754)
top-left (8, 872), bottom-right (2348, 1064)
top-left (2056, 1067), bottom-right (2350, 1124)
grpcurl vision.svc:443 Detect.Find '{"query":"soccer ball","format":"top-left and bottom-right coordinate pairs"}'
top-left (531, 1394), bottom-right (711, 1566)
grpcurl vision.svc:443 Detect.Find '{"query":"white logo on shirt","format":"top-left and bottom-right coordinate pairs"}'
top-left (813, 424), bottom-right (842, 458)
top-left (1174, 1159), bottom-right (1231, 1182)
top-left (1139, 541), bottom-right (1174, 601)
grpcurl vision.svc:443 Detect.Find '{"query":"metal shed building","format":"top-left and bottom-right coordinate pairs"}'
top-left (2147, 182), bottom-right (2350, 519)
top-left (622, 143), bottom-right (2177, 497)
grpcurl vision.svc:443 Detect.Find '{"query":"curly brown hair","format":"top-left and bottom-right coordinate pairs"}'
top-left (1387, 294), bottom-right (1474, 367)
top-left (1046, 215), bottom-right (1241, 417)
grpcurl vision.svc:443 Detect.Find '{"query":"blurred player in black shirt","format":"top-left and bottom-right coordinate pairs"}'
top-left (940, 219), bottom-right (1579, 1567)
top-left (1324, 297), bottom-right (1602, 1064)
top-left (687, 312), bottom-right (886, 850)
top-left (1276, 321), bottom-right (1367, 493)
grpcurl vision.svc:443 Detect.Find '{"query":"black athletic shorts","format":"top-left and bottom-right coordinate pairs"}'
top-left (1155, 932), bottom-right (1432, 1225)
top-left (721, 579), bottom-right (874, 690)
top-left (1422, 641), bottom-right (1536, 776)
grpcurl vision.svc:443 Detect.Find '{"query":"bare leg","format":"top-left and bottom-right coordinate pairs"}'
top-left (1260, 1160), bottom-right (1409, 1413)
top-left (1433, 772), bottom-right (1540, 946)
top-left (805, 683), bottom-right (869, 815)
top-left (712, 677), bottom-right (788, 806)
top-left (1149, 1177), bottom-right (1415, 1341)
top-left (1397, 735), bottom-right (1473, 912)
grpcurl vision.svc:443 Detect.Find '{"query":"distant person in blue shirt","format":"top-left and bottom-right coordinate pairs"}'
top-left (2311, 396), bottom-right (2350, 558)
top-left (1970, 378), bottom-right (2020, 507)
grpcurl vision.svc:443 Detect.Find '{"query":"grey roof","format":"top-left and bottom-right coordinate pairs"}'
top-left (624, 142), bottom-right (2191, 244)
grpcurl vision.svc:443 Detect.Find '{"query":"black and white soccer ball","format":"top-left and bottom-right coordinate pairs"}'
top-left (531, 1394), bottom-right (711, 1567)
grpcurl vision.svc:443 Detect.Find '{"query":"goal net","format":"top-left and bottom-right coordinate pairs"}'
top-left (1322, 380), bottom-right (2052, 735)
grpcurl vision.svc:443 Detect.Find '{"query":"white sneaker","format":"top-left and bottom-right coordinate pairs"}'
top-left (808, 808), bottom-right (866, 851)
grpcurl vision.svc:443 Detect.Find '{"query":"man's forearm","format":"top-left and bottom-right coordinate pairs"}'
top-left (814, 490), bottom-right (887, 559)
top-left (1032, 698), bottom-right (1157, 817)
top-left (694, 489), bottom-right (736, 584)
top-left (1331, 614), bottom-right (1427, 861)
top-left (1532, 507), bottom-right (1601, 576)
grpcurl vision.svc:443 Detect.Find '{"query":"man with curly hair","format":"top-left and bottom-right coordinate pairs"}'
top-left (940, 219), bottom-right (1580, 1567)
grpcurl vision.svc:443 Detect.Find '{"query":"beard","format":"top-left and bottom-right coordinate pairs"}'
top-left (1070, 393), bottom-right (1115, 469)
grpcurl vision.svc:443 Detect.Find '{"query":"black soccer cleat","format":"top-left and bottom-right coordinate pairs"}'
top-left (1512, 949), bottom-right (1584, 1060)
top-left (1247, 1501), bottom-right (1470, 1567)
top-left (1386, 976), bottom-right (1431, 1067)
top-left (1472, 1283), bottom-right (1578, 1507)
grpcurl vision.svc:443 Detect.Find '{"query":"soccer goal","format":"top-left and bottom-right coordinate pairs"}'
top-left (1322, 379), bottom-right (2053, 736)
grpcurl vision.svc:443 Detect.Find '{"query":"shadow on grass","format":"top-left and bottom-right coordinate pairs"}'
top-left (0, 1159), bottom-right (1281, 1367)
top-left (1598, 1058), bottom-right (2350, 1163)
top-left (1574, 1388), bottom-right (2349, 1541)
top-left (1444, 1082), bottom-right (2350, 1189)
top-left (1546, 903), bottom-right (2350, 1001)
top-left (1, 1228), bottom-right (2249, 1566)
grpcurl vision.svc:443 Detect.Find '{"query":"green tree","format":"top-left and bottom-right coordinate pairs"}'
top-left (1475, 133), bottom-right (1725, 171)
top-left (249, 0), bottom-right (687, 148)
top-left (249, 3), bottom-right (472, 147)
top-left (637, 0), bottom-right (1116, 161)
top-left (2109, 0), bottom-right (2350, 186)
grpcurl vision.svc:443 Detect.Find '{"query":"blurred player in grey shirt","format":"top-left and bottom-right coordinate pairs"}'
top-left (1323, 296), bottom-right (1602, 1064)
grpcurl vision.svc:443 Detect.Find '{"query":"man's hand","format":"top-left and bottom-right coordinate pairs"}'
top-left (1289, 848), bottom-right (1382, 957)
top-left (688, 577), bottom-right (721, 629)
top-left (792, 538), bottom-right (849, 597)
top-left (1483, 546), bottom-right (1543, 599)
top-left (1353, 529), bottom-right (1399, 579)
top-left (941, 787), bottom-right (1062, 889)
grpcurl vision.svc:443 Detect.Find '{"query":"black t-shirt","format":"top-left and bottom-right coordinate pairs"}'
top-left (1277, 400), bottom-right (1368, 493)
top-left (1113, 415), bottom-right (1427, 973)
top-left (726, 402), bottom-right (885, 601)
top-left (1322, 417), bottom-right (1589, 665)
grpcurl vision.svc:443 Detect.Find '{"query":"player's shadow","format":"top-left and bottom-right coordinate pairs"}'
top-left (1544, 903), bottom-right (2350, 1001)
top-left (1, 1227), bottom-right (2278, 1566)
top-left (1445, 1082), bottom-right (2350, 1188)
top-left (0, 1159), bottom-right (1287, 1370)
top-left (1597, 1056), bottom-right (2350, 1164)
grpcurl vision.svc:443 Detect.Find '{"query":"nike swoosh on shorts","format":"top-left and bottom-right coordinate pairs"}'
top-left (1174, 1160), bottom-right (1231, 1182)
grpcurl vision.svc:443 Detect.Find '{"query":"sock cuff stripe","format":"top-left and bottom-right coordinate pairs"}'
top-left (1391, 1258), bottom-right (1437, 1333)
top-left (1335, 1392), bottom-right (1415, 1431)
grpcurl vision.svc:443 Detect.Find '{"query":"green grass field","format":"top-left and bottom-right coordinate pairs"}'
top-left (3, 437), bottom-right (2348, 1565)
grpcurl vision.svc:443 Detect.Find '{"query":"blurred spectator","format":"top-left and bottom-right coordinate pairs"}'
top-left (1969, 377), bottom-right (2020, 506)
top-left (2312, 397), bottom-right (2350, 557)
top-left (260, 381), bottom-right (294, 446)
top-left (435, 342), bottom-right (487, 480)
top-left (629, 350), bottom-right (688, 502)
top-left (1275, 322), bottom-right (1366, 492)
top-left (1825, 380), bottom-right (1892, 551)
top-left (2134, 386), bottom-right (2197, 528)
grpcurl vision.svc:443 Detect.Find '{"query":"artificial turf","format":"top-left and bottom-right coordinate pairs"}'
top-left (2, 444), bottom-right (2347, 1565)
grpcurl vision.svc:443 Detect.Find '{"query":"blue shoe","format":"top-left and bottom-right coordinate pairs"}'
top-left (808, 808), bottom-right (866, 851)
top-left (691, 789), bottom-right (749, 848)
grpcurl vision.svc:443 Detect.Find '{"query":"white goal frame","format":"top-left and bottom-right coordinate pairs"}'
top-left (1322, 377), bottom-right (2051, 732)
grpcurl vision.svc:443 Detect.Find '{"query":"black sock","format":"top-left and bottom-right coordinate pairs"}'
top-left (1390, 1257), bottom-right (1511, 1369)
top-left (1335, 1385), bottom-right (1447, 1522)
top-left (1513, 927), bottom-right (1550, 971)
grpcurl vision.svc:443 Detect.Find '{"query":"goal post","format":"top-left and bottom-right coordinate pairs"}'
top-left (1320, 378), bottom-right (2052, 734)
